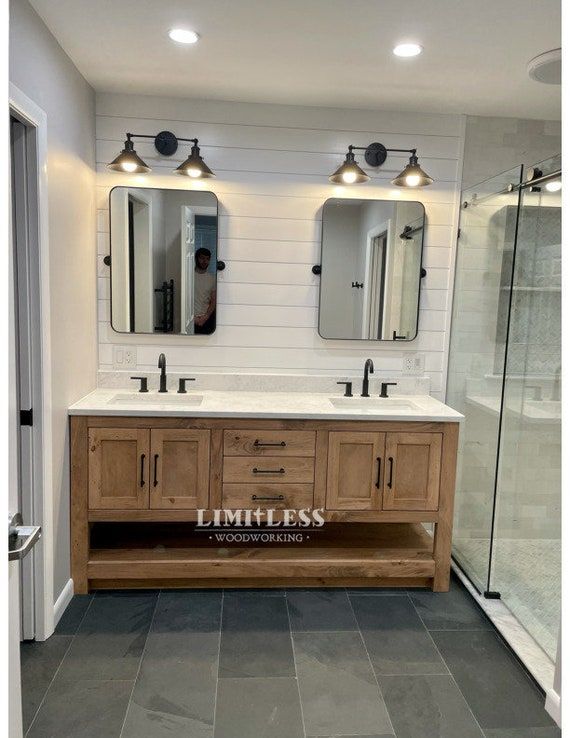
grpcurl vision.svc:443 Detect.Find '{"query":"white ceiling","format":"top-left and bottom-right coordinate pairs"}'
top-left (29, 0), bottom-right (561, 119)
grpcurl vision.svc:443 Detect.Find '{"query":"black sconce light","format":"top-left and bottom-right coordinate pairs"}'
top-left (107, 130), bottom-right (215, 178)
top-left (329, 142), bottom-right (433, 187)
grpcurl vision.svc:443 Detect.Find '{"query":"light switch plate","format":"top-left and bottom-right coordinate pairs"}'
top-left (113, 346), bottom-right (137, 369)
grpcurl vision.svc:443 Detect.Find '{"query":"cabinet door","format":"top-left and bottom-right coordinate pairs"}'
top-left (326, 432), bottom-right (384, 510)
top-left (383, 432), bottom-right (442, 511)
top-left (89, 428), bottom-right (150, 509)
top-left (150, 429), bottom-right (210, 509)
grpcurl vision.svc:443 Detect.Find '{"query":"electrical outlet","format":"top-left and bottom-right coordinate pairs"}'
top-left (113, 346), bottom-right (137, 369)
top-left (403, 354), bottom-right (424, 375)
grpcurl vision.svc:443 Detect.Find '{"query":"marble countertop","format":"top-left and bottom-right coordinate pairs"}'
top-left (69, 388), bottom-right (463, 423)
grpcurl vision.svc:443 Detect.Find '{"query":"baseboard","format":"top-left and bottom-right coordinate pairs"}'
top-left (545, 687), bottom-right (561, 726)
top-left (53, 578), bottom-right (74, 628)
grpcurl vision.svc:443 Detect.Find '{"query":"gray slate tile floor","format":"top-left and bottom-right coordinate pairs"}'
top-left (21, 575), bottom-right (559, 737)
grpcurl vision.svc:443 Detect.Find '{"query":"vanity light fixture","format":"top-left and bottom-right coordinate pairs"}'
top-left (175, 139), bottom-right (214, 178)
top-left (107, 131), bottom-right (215, 178)
top-left (329, 142), bottom-right (434, 187)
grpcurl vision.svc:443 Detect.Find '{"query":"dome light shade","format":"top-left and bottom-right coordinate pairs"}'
top-left (329, 148), bottom-right (370, 184)
top-left (107, 137), bottom-right (151, 173)
top-left (391, 153), bottom-right (433, 187)
top-left (175, 141), bottom-right (214, 178)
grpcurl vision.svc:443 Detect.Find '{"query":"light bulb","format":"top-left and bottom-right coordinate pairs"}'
top-left (342, 170), bottom-right (357, 184)
top-left (405, 174), bottom-right (421, 187)
top-left (122, 161), bottom-right (137, 173)
top-left (186, 167), bottom-right (202, 178)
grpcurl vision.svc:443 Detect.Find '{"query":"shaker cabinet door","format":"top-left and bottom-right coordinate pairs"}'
top-left (326, 432), bottom-right (385, 510)
top-left (88, 428), bottom-right (150, 509)
top-left (150, 429), bottom-right (210, 509)
top-left (383, 432), bottom-right (442, 511)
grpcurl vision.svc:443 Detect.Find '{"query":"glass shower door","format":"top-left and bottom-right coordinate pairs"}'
top-left (490, 159), bottom-right (561, 659)
top-left (446, 166), bottom-right (523, 592)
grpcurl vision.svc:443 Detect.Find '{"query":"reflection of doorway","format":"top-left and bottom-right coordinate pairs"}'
top-left (127, 192), bottom-right (153, 333)
top-left (362, 220), bottom-right (391, 339)
top-left (180, 205), bottom-right (195, 334)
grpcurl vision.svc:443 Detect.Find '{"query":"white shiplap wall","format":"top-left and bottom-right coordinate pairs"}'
top-left (95, 93), bottom-right (465, 399)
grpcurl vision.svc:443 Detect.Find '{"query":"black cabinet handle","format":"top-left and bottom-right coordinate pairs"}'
top-left (251, 494), bottom-right (285, 501)
top-left (252, 467), bottom-right (285, 474)
top-left (140, 454), bottom-right (146, 487)
top-left (375, 457), bottom-right (382, 489)
top-left (153, 454), bottom-right (159, 486)
top-left (253, 440), bottom-right (286, 447)
top-left (387, 457), bottom-right (394, 489)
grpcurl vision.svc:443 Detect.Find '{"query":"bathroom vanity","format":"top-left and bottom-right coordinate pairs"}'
top-left (69, 389), bottom-right (461, 593)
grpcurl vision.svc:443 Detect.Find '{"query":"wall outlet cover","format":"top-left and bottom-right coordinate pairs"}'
top-left (403, 354), bottom-right (425, 375)
top-left (113, 346), bottom-right (137, 369)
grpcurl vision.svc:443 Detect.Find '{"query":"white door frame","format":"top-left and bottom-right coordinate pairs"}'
top-left (361, 219), bottom-right (391, 339)
top-left (9, 83), bottom-right (55, 641)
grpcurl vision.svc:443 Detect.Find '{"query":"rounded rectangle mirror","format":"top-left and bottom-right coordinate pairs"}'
top-left (109, 186), bottom-right (219, 335)
top-left (318, 198), bottom-right (425, 341)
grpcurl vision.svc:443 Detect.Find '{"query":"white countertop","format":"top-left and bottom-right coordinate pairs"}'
top-left (69, 388), bottom-right (463, 423)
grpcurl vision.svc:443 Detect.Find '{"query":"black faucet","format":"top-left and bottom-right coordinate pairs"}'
top-left (361, 359), bottom-right (374, 397)
top-left (158, 353), bottom-right (168, 393)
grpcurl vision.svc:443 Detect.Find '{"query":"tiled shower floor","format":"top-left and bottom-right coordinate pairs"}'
top-left (21, 576), bottom-right (559, 737)
top-left (454, 538), bottom-right (560, 660)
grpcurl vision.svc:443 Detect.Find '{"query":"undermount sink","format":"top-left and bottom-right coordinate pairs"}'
top-left (107, 393), bottom-right (203, 406)
top-left (329, 397), bottom-right (420, 412)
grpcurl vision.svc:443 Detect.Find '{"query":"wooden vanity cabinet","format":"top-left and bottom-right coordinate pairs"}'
top-left (72, 416), bottom-right (459, 594)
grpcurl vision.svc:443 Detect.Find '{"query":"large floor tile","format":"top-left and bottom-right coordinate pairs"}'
top-left (57, 592), bottom-right (156, 681)
top-left (287, 589), bottom-right (358, 631)
top-left (26, 677), bottom-right (132, 738)
top-left (219, 591), bottom-right (294, 677)
top-left (350, 594), bottom-right (448, 675)
top-left (294, 631), bottom-right (392, 736)
top-left (379, 674), bottom-right (484, 738)
top-left (152, 590), bottom-right (222, 633)
top-left (432, 631), bottom-right (556, 730)
top-left (214, 677), bottom-right (303, 738)
top-left (409, 579), bottom-right (492, 630)
top-left (54, 595), bottom-right (93, 635)
top-left (484, 729), bottom-right (561, 737)
top-left (122, 628), bottom-right (220, 737)
top-left (20, 635), bottom-right (73, 732)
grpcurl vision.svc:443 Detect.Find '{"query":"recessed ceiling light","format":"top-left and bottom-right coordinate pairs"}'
top-left (545, 180), bottom-right (562, 192)
top-left (169, 28), bottom-right (199, 44)
top-left (393, 43), bottom-right (423, 58)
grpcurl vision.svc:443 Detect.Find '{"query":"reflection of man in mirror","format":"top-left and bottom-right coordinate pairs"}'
top-left (194, 247), bottom-right (216, 334)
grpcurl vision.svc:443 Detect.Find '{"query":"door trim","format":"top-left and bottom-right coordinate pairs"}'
top-left (9, 83), bottom-right (54, 641)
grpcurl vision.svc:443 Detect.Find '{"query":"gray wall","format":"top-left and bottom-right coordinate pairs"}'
top-left (10, 0), bottom-right (97, 604)
top-left (462, 115), bottom-right (561, 190)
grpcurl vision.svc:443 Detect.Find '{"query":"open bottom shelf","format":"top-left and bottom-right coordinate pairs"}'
top-left (87, 522), bottom-right (435, 589)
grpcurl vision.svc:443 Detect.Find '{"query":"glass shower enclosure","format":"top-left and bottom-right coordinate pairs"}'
top-left (447, 156), bottom-right (561, 661)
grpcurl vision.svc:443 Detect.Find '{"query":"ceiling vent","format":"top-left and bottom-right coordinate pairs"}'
top-left (527, 48), bottom-right (561, 84)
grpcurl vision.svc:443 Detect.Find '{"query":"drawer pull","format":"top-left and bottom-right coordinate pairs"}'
top-left (140, 454), bottom-right (146, 487)
top-left (252, 467), bottom-right (285, 475)
top-left (251, 494), bottom-right (285, 501)
top-left (153, 454), bottom-right (159, 487)
top-left (253, 439), bottom-right (287, 447)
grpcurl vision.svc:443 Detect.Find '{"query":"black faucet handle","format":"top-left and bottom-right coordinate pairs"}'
top-left (379, 382), bottom-right (397, 398)
top-left (336, 381), bottom-right (353, 397)
top-left (131, 376), bottom-right (148, 393)
top-left (177, 377), bottom-right (196, 394)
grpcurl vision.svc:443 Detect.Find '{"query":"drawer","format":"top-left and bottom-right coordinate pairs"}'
top-left (224, 430), bottom-right (316, 457)
top-left (223, 456), bottom-right (315, 484)
top-left (223, 483), bottom-right (314, 510)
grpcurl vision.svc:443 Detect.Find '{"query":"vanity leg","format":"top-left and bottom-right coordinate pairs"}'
top-left (432, 423), bottom-right (459, 592)
top-left (70, 416), bottom-right (89, 594)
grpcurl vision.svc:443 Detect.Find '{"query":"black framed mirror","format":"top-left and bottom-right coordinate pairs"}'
top-left (109, 187), bottom-right (219, 335)
top-left (318, 198), bottom-right (425, 341)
